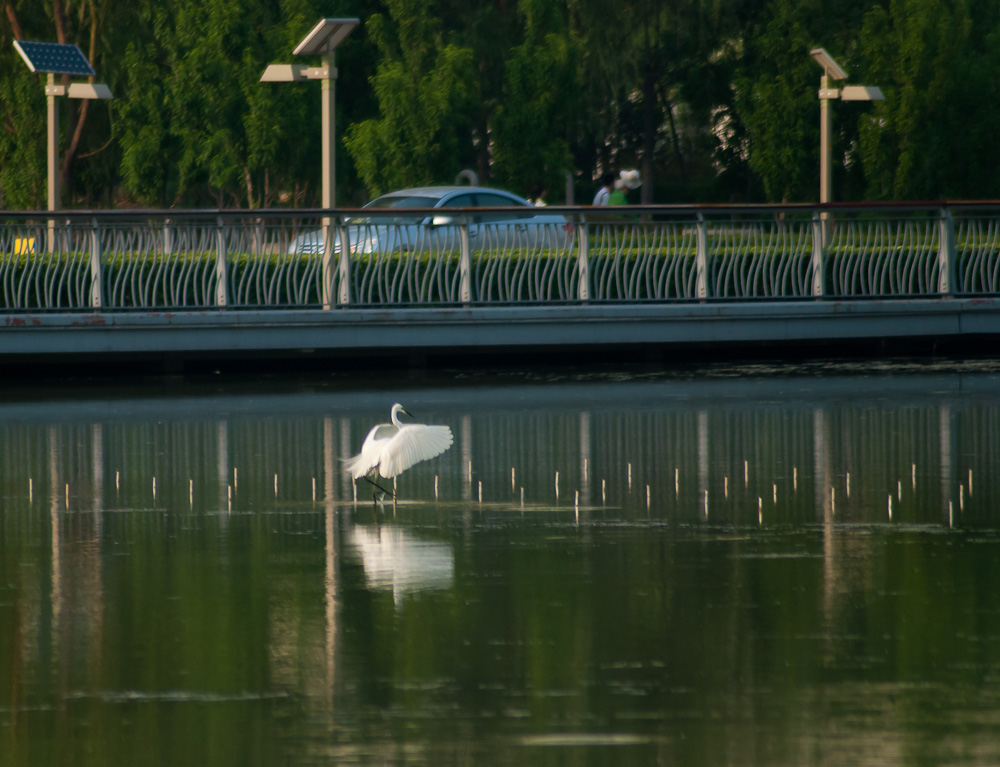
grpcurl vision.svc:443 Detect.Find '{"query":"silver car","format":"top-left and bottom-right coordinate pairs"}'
top-left (288, 186), bottom-right (574, 255)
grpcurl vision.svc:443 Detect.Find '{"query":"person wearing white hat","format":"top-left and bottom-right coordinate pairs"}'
top-left (609, 169), bottom-right (641, 205)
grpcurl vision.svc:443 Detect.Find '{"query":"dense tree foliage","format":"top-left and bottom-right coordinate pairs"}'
top-left (2, 0), bottom-right (999, 208)
top-left (856, 0), bottom-right (1000, 200)
top-left (343, 0), bottom-right (477, 196)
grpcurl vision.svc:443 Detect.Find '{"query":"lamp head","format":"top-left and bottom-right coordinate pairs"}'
top-left (810, 48), bottom-right (848, 80)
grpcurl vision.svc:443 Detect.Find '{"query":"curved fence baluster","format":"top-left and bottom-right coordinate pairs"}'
top-left (1, 205), bottom-right (999, 312)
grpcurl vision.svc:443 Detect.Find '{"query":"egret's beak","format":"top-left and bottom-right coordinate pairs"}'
top-left (401, 407), bottom-right (414, 419)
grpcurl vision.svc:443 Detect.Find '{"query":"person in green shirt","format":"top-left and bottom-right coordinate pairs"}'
top-left (609, 169), bottom-right (641, 204)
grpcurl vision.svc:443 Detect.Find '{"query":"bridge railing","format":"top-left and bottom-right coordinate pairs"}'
top-left (0, 202), bottom-right (997, 312)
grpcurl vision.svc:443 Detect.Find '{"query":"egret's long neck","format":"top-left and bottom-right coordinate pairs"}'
top-left (390, 404), bottom-right (403, 428)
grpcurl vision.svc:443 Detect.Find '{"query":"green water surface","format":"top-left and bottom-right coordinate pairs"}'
top-left (2, 363), bottom-right (999, 766)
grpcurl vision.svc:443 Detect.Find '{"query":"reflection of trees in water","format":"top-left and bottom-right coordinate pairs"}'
top-left (0, 399), bottom-right (994, 523)
top-left (2, 394), bottom-right (1000, 764)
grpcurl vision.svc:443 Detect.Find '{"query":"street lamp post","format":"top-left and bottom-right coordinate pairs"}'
top-left (13, 40), bottom-right (113, 250)
top-left (261, 19), bottom-right (359, 309)
top-left (810, 48), bottom-right (884, 207)
top-left (260, 18), bottom-right (359, 210)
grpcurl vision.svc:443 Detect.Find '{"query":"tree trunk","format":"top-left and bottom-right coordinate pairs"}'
top-left (659, 85), bottom-right (687, 184)
top-left (52, 0), bottom-right (100, 206)
top-left (475, 116), bottom-right (490, 185)
top-left (243, 164), bottom-right (255, 209)
top-left (640, 61), bottom-right (657, 205)
top-left (4, 1), bottom-right (24, 39)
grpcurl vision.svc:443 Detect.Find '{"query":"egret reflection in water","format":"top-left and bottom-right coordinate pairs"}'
top-left (3, 365), bottom-right (1000, 767)
top-left (348, 523), bottom-right (455, 608)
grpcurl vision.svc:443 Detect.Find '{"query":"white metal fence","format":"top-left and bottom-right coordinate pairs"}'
top-left (0, 203), bottom-right (996, 311)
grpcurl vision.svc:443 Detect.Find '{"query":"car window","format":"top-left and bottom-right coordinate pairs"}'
top-left (432, 194), bottom-right (477, 225)
top-left (349, 195), bottom-right (438, 224)
top-left (474, 193), bottom-right (525, 208)
top-left (440, 194), bottom-right (476, 209)
top-left (366, 195), bottom-right (438, 209)
top-left (474, 193), bottom-right (530, 223)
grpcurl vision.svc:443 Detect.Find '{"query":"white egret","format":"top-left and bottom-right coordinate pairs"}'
top-left (345, 404), bottom-right (453, 505)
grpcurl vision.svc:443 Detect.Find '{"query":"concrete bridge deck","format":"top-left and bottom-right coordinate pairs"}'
top-left (5, 202), bottom-right (1000, 373)
top-left (3, 297), bottom-right (998, 372)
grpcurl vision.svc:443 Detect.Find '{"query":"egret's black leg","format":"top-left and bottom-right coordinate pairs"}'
top-left (363, 476), bottom-right (394, 499)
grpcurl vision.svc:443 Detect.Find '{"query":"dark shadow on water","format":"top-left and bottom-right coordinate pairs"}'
top-left (2, 353), bottom-right (1000, 407)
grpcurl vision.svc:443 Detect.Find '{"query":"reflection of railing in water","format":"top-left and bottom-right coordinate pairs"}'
top-left (0, 403), bottom-right (991, 532)
top-left (0, 397), bottom-right (991, 732)
top-left (3, 203), bottom-right (1000, 311)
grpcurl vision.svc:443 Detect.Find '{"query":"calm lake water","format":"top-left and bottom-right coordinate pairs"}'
top-left (2, 361), bottom-right (1000, 766)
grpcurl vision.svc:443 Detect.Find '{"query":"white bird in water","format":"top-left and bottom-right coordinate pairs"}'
top-left (345, 403), bottom-right (453, 505)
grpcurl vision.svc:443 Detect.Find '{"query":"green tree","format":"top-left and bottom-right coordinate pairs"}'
top-left (119, 0), bottom-right (313, 207)
top-left (566, 0), bottom-right (738, 202)
top-left (117, 35), bottom-right (175, 206)
top-left (728, 0), bottom-right (882, 202)
top-left (117, 0), bottom-right (379, 207)
top-left (438, 0), bottom-right (522, 185)
top-left (0, 48), bottom-right (46, 209)
top-left (343, 1), bottom-right (476, 195)
top-left (0, 0), bottom-right (121, 208)
top-left (731, 2), bottom-right (818, 201)
top-left (491, 0), bottom-right (581, 199)
top-left (857, 0), bottom-right (1000, 200)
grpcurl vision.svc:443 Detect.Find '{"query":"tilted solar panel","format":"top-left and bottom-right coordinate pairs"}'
top-left (292, 18), bottom-right (359, 56)
top-left (14, 41), bottom-right (95, 76)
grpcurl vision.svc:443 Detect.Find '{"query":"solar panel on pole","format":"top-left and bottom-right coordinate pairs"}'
top-left (14, 41), bottom-right (96, 76)
top-left (293, 18), bottom-right (359, 56)
top-left (13, 39), bottom-right (111, 245)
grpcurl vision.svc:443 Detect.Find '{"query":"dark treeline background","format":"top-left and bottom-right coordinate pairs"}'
top-left (2, 0), bottom-right (1000, 209)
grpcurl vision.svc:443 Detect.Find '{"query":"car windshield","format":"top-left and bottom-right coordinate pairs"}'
top-left (346, 195), bottom-right (439, 224)
top-left (366, 195), bottom-right (438, 209)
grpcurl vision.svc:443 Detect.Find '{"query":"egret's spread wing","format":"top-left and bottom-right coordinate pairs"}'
top-left (344, 423), bottom-right (398, 478)
top-left (378, 424), bottom-right (453, 478)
